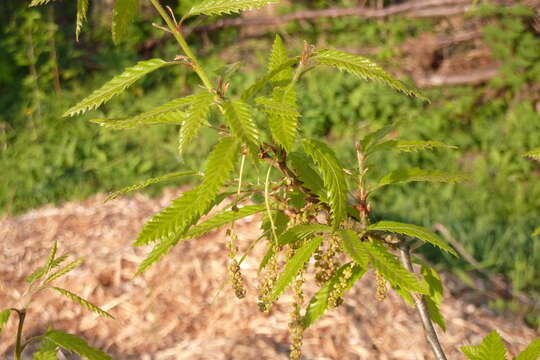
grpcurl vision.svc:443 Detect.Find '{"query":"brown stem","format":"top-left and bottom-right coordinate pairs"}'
top-left (398, 243), bottom-right (448, 360)
top-left (13, 308), bottom-right (27, 360)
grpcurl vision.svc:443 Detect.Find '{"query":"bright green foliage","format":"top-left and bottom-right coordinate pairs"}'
top-left (107, 171), bottom-right (199, 201)
top-left (135, 137), bottom-right (238, 245)
top-left (376, 168), bottom-right (469, 189)
top-left (341, 230), bottom-right (427, 294)
top-left (270, 236), bottom-right (323, 301)
top-left (112, 0), bottom-right (139, 44)
top-left (314, 49), bottom-right (424, 99)
top-left (45, 258), bottom-right (84, 283)
top-left (515, 337), bottom-right (540, 360)
top-left (43, 330), bottom-right (112, 360)
top-left (278, 224), bottom-right (332, 246)
top-left (32, 339), bottom-right (58, 360)
top-left (179, 91), bottom-right (216, 154)
top-left (0, 309), bottom-right (10, 334)
top-left (303, 139), bottom-right (348, 228)
top-left (268, 35), bottom-right (292, 84)
top-left (186, 205), bottom-right (266, 238)
top-left (223, 99), bottom-right (260, 156)
top-left (392, 140), bottom-right (457, 153)
top-left (185, 0), bottom-right (277, 18)
top-left (287, 152), bottom-right (326, 200)
top-left (29, 0), bottom-right (58, 7)
top-left (303, 262), bottom-right (366, 329)
top-left (64, 59), bottom-right (173, 117)
top-left (241, 57), bottom-right (301, 101)
top-left (461, 330), bottom-right (507, 360)
top-left (258, 89), bottom-right (299, 151)
top-left (421, 265), bottom-right (446, 331)
top-left (50, 287), bottom-right (113, 318)
top-left (533, 228), bottom-right (540, 237)
top-left (367, 221), bottom-right (457, 255)
top-left (76, 0), bottom-right (89, 41)
top-left (524, 148), bottom-right (540, 161)
top-left (91, 95), bottom-right (197, 129)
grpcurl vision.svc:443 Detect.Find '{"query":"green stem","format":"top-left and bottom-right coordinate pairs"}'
top-left (14, 308), bottom-right (26, 360)
top-left (149, 0), bottom-right (213, 90)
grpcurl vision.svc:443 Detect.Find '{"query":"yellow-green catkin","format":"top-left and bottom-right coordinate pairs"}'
top-left (226, 229), bottom-right (246, 299)
top-left (314, 235), bottom-right (341, 286)
top-left (289, 270), bottom-right (305, 360)
top-left (257, 246), bottom-right (279, 312)
top-left (328, 265), bottom-right (353, 308)
top-left (375, 270), bottom-right (388, 301)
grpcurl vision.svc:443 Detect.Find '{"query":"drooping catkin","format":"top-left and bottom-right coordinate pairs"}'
top-left (328, 265), bottom-right (353, 308)
top-left (289, 269), bottom-right (305, 360)
top-left (226, 229), bottom-right (246, 299)
top-left (375, 269), bottom-right (388, 301)
top-left (257, 245), bottom-right (279, 312)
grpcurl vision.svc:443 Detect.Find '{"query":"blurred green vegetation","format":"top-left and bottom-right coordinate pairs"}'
top-left (1, 1), bottom-right (539, 322)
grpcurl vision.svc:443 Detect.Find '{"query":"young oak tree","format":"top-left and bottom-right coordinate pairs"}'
top-left (23, 0), bottom-right (540, 359)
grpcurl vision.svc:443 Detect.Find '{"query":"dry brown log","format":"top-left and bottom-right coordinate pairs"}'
top-left (414, 65), bottom-right (500, 87)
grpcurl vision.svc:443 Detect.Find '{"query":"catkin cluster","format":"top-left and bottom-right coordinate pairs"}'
top-left (226, 229), bottom-right (246, 299)
top-left (289, 267), bottom-right (305, 360)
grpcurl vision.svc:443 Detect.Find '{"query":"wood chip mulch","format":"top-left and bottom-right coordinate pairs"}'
top-left (1, 189), bottom-right (537, 359)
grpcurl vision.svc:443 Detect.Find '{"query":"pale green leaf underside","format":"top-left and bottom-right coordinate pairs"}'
top-left (461, 330), bottom-right (507, 360)
top-left (314, 49), bottom-right (425, 100)
top-left (64, 59), bottom-right (172, 117)
top-left (107, 171), bottom-right (199, 201)
top-left (515, 337), bottom-right (540, 360)
top-left (186, 0), bottom-right (277, 18)
top-left (45, 258), bottom-right (84, 283)
top-left (0, 309), bottom-right (10, 334)
top-left (392, 140), bottom-right (457, 153)
top-left (32, 340), bottom-right (58, 360)
top-left (303, 262), bottom-right (366, 329)
top-left (27, 254), bottom-right (68, 284)
top-left (533, 227), bottom-right (540, 237)
top-left (376, 168), bottom-right (469, 188)
top-left (303, 139), bottom-right (348, 228)
top-left (112, 0), bottom-right (139, 44)
top-left (340, 230), bottom-right (427, 294)
top-left (524, 147), bottom-right (540, 161)
top-left (270, 236), bottom-right (323, 301)
top-left (43, 330), bottom-right (112, 360)
top-left (91, 95), bottom-right (196, 129)
top-left (368, 221), bottom-right (457, 256)
top-left (51, 287), bottom-right (113, 318)
top-left (76, 0), bottom-right (89, 42)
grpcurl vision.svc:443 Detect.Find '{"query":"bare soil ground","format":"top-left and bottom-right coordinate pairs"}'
top-left (1, 189), bottom-right (537, 359)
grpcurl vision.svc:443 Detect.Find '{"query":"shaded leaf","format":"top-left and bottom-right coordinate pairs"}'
top-left (32, 339), bottom-right (58, 360)
top-left (186, 205), bottom-right (266, 238)
top-left (303, 262), bottom-right (366, 328)
top-left (461, 330), bottom-right (507, 360)
top-left (50, 287), bottom-right (113, 318)
top-left (376, 168), bottom-right (469, 189)
top-left (241, 57), bottom-right (301, 101)
top-left (43, 330), bottom-right (112, 360)
top-left (112, 0), bottom-right (139, 44)
top-left (29, 0), bottom-right (58, 6)
top-left (223, 99), bottom-right (260, 156)
top-left (533, 227), bottom-right (540, 237)
top-left (421, 265), bottom-right (446, 331)
top-left (76, 0), bottom-right (89, 41)
top-left (107, 171), bottom-right (199, 201)
top-left (367, 221), bottom-right (457, 256)
top-left (270, 236), bottom-right (323, 301)
top-left (278, 224), bottom-right (332, 246)
top-left (178, 91), bottom-right (215, 154)
top-left (64, 59), bottom-right (173, 117)
top-left (288, 151), bottom-right (325, 200)
top-left (303, 139), bottom-right (348, 228)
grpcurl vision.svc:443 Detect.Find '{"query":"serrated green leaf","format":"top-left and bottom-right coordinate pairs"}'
top-left (241, 57), bottom-right (301, 101)
top-left (135, 138), bottom-right (238, 246)
top-left (278, 224), bottom-right (332, 246)
top-left (288, 151), bottom-right (326, 200)
top-left (107, 171), bottom-right (199, 201)
top-left (515, 337), bottom-right (540, 360)
top-left (268, 34), bottom-right (292, 83)
top-left (50, 287), bottom-right (113, 319)
top-left (76, 0), bottom-right (89, 41)
top-left (29, 0), bottom-right (58, 6)
top-left (186, 0), bottom-right (277, 18)
top-left (64, 59), bottom-right (173, 117)
top-left (27, 254), bottom-right (69, 284)
top-left (179, 92), bottom-right (215, 154)
top-left (533, 227), bottom-right (540, 237)
top-left (376, 168), bottom-right (469, 189)
top-left (425, 296), bottom-right (446, 331)
top-left (269, 236), bottom-right (323, 301)
top-left (340, 230), bottom-right (427, 294)
top-left (461, 330), bottom-right (507, 360)
top-left (32, 339), bottom-right (58, 360)
top-left (360, 124), bottom-right (395, 153)
top-left (43, 241), bottom-right (58, 277)
top-left (303, 139), bottom-right (348, 228)
top-left (303, 262), bottom-right (366, 329)
top-left (187, 205), bottom-right (266, 238)
top-left (45, 258), bottom-right (84, 283)
top-left (112, 0), bottom-right (138, 44)
top-left (90, 96), bottom-right (196, 129)
top-left (421, 265), bottom-right (446, 331)
top-left (0, 309), bottom-right (10, 334)
top-left (392, 140), bottom-right (457, 153)
top-left (524, 148), bottom-right (540, 161)
top-left (223, 99), bottom-right (260, 156)
top-left (257, 88), bottom-right (299, 151)
top-left (43, 330), bottom-right (112, 360)
top-left (367, 221), bottom-right (457, 256)
top-left (314, 49), bottom-right (426, 100)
